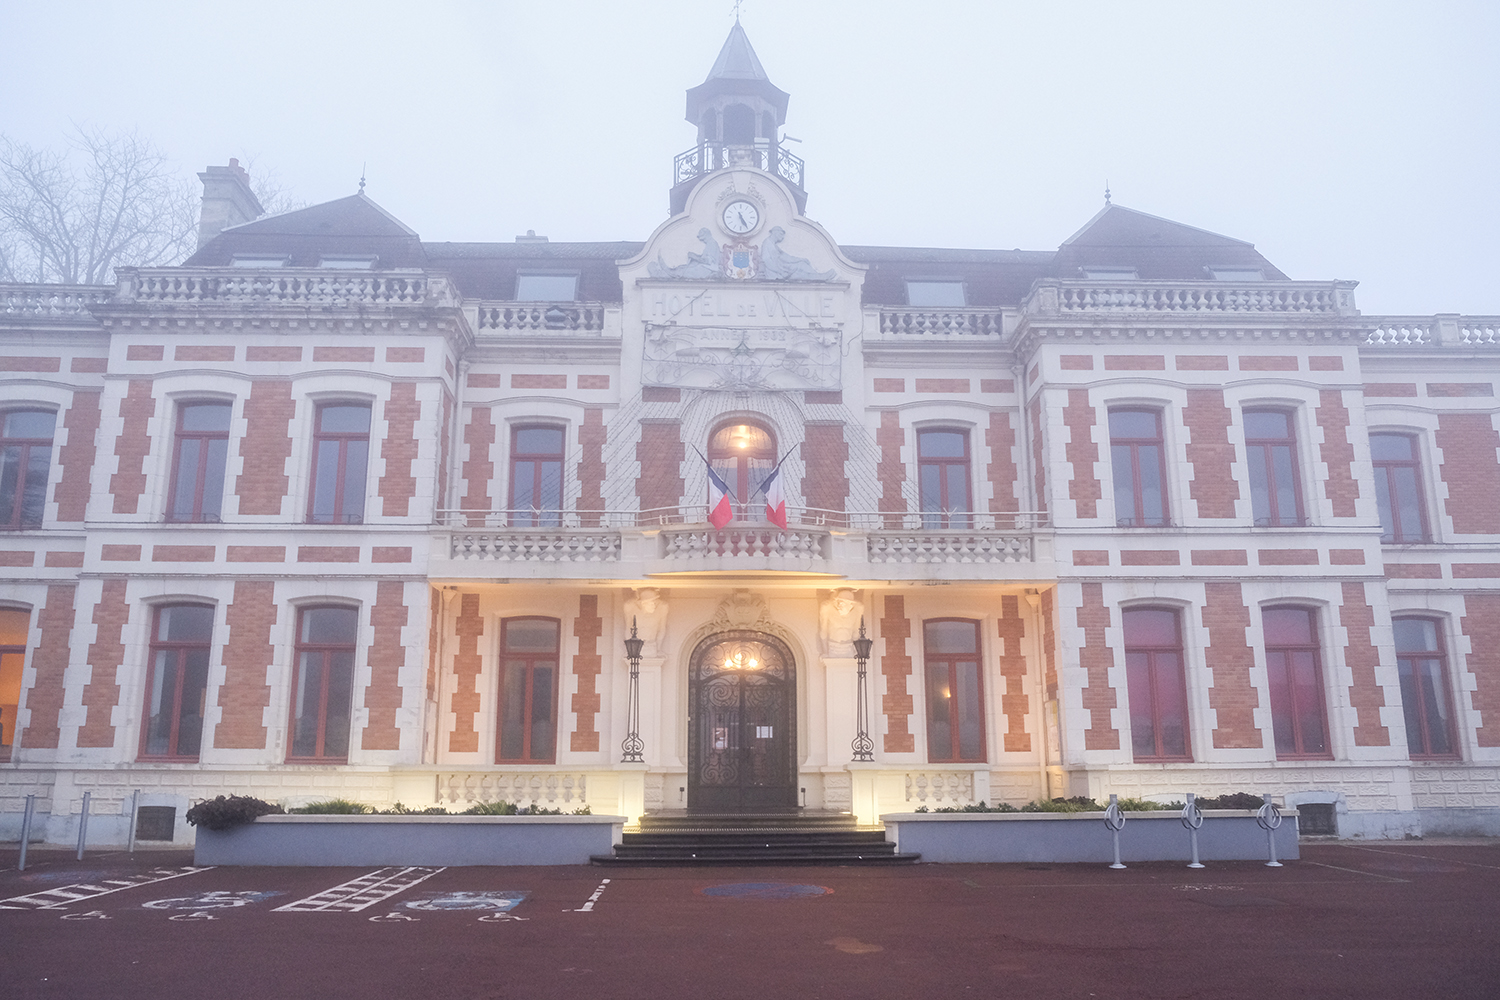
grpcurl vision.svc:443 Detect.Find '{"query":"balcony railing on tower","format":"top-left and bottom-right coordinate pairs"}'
top-left (673, 140), bottom-right (805, 199)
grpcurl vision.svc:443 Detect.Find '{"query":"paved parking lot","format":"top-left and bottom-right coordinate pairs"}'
top-left (2, 841), bottom-right (1497, 999)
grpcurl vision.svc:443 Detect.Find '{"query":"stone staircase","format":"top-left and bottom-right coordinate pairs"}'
top-left (591, 810), bottom-right (920, 866)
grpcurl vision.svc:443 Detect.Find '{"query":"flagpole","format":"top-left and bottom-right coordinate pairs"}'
top-left (749, 445), bottom-right (798, 501)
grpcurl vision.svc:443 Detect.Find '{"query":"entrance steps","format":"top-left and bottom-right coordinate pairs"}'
top-left (591, 810), bottom-right (920, 866)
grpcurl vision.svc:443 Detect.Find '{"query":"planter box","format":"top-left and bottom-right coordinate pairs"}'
top-left (194, 814), bottom-right (626, 867)
top-left (882, 810), bottom-right (1300, 864)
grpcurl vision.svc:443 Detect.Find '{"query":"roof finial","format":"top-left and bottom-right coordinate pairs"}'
top-left (1104, 180), bottom-right (1111, 205)
top-left (359, 163), bottom-right (366, 194)
top-left (732, 0), bottom-right (743, 22)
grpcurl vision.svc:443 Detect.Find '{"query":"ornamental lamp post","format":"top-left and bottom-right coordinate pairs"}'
top-left (851, 617), bottom-right (875, 762)
top-left (621, 617), bottom-right (645, 763)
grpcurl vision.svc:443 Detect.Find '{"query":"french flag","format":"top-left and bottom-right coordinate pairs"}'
top-left (706, 463), bottom-right (735, 529)
top-left (761, 463), bottom-right (787, 529)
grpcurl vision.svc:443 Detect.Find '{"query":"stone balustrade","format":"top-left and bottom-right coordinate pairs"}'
top-left (659, 525), bottom-right (829, 560)
top-left (450, 529), bottom-right (622, 562)
top-left (115, 268), bottom-right (441, 306)
top-left (905, 770), bottom-right (977, 807)
top-left (1026, 279), bottom-right (1358, 317)
top-left (877, 307), bottom-right (1005, 337)
top-left (476, 301), bottom-right (609, 332)
top-left (436, 771), bottom-right (591, 808)
top-left (0, 283), bottom-right (113, 318)
top-left (867, 530), bottom-right (1034, 564)
top-left (1366, 316), bottom-right (1500, 347)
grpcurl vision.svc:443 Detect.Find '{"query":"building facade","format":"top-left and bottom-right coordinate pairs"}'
top-left (4, 26), bottom-right (1500, 845)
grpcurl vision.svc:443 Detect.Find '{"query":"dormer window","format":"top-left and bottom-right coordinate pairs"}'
top-left (1081, 267), bottom-right (1138, 280)
top-left (515, 273), bottom-right (579, 302)
top-left (319, 256), bottom-right (377, 269)
top-left (905, 280), bottom-right (966, 308)
top-left (231, 256), bottom-right (288, 268)
top-left (1208, 267), bottom-right (1265, 281)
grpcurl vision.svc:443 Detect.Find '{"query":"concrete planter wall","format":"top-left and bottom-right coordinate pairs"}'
top-left (194, 814), bottom-right (626, 867)
top-left (882, 810), bottom-right (1300, 864)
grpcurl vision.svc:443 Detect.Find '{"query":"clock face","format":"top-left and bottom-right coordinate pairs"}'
top-left (722, 200), bottom-right (760, 235)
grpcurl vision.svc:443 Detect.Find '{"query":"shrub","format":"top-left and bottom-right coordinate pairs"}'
top-left (288, 798), bottom-right (372, 815)
top-left (382, 802), bottom-right (452, 815)
top-left (184, 795), bottom-right (284, 831)
top-left (933, 801), bottom-right (1019, 813)
top-left (1194, 792), bottom-right (1268, 811)
top-left (1021, 796), bottom-right (1102, 813)
top-left (1113, 797), bottom-right (1172, 811)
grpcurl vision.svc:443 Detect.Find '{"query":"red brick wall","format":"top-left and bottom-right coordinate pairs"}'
top-left (877, 412), bottom-right (906, 527)
top-left (1064, 389), bottom-right (1101, 519)
top-left (802, 422), bottom-right (849, 514)
top-left (54, 390), bottom-right (100, 523)
top-left (985, 412), bottom-right (1019, 515)
top-left (461, 408), bottom-right (496, 516)
top-left (19, 584), bottom-right (76, 750)
top-left (636, 422), bottom-right (684, 514)
top-left (1076, 583), bottom-right (1119, 750)
top-left (570, 594), bottom-right (603, 753)
top-left (1202, 582), bottom-right (1261, 748)
top-left (450, 593), bottom-right (483, 753)
top-left (237, 382), bottom-right (295, 516)
top-left (998, 595), bottom-right (1030, 753)
top-left (362, 581), bottom-right (408, 752)
top-left (110, 379), bottom-right (155, 514)
top-left (78, 579), bottom-right (127, 749)
top-left (1317, 389), bottom-right (1359, 517)
top-left (1338, 582), bottom-right (1389, 747)
top-left (1462, 594), bottom-right (1500, 747)
top-left (216, 581), bottom-right (276, 750)
top-left (378, 383), bottom-right (420, 517)
top-left (880, 595), bottom-right (915, 754)
top-left (1183, 389), bottom-right (1239, 518)
top-left (1436, 413), bottom-right (1500, 534)
top-left (576, 409), bottom-right (606, 527)
top-left (312, 346), bottom-right (375, 363)
top-left (1030, 396), bottom-right (1047, 514)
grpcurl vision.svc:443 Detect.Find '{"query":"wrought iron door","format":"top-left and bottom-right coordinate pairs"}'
top-left (688, 630), bottom-right (797, 811)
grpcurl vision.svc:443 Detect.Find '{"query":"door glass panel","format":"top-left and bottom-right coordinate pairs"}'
top-left (143, 649), bottom-right (178, 756)
top-left (1155, 652), bottom-right (1187, 756)
top-left (176, 647), bottom-right (210, 757)
top-left (1126, 650), bottom-right (1156, 758)
top-left (341, 439), bottom-right (368, 522)
top-left (530, 663), bottom-right (555, 760)
top-left (957, 660), bottom-right (983, 759)
top-left (291, 651), bottom-right (324, 758)
top-left (500, 661), bottom-right (527, 760)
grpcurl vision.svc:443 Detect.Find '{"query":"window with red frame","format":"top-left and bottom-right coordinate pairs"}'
top-left (497, 617), bottom-right (559, 763)
top-left (1123, 608), bottom-right (1192, 761)
top-left (917, 429), bottom-right (972, 529)
top-left (288, 606), bottom-right (358, 761)
top-left (1394, 617), bottom-right (1459, 759)
top-left (1263, 607), bottom-right (1331, 758)
top-left (1109, 409), bottom-right (1169, 527)
top-left (0, 607), bottom-right (29, 759)
top-left (0, 409), bottom-right (56, 529)
top-left (168, 402), bottom-right (231, 522)
top-left (924, 618), bottom-right (986, 762)
top-left (509, 425), bottom-right (566, 527)
top-left (139, 605), bottom-right (214, 760)
top-left (1244, 409), bottom-right (1304, 526)
top-left (1371, 433), bottom-right (1430, 543)
top-left (308, 403), bottom-right (370, 524)
top-left (708, 421), bottom-right (776, 521)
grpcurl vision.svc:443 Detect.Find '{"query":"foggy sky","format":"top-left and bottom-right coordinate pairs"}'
top-left (3, 0), bottom-right (1496, 316)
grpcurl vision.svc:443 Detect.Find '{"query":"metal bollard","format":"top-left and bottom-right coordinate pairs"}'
top-left (18, 793), bottom-right (36, 871)
top-left (76, 791), bottom-right (92, 861)
top-left (126, 789), bottom-right (141, 856)
top-left (1181, 792), bottom-right (1205, 869)
top-left (1103, 793), bottom-right (1126, 869)
top-left (1256, 793), bottom-right (1284, 868)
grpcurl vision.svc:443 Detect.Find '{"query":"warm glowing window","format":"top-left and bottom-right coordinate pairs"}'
top-left (1123, 608), bottom-right (1191, 761)
top-left (0, 607), bottom-right (28, 758)
top-left (1394, 618), bottom-right (1458, 759)
top-left (0, 409), bottom-right (55, 529)
top-left (497, 617), bottom-right (560, 764)
top-left (139, 605), bottom-right (214, 760)
top-left (308, 403), bottom-right (371, 524)
top-left (1263, 607), bottom-right (1330, 758)
top-left (924, 619), bottom-right (985, 763)
top-left (708, 421), bottom-right (775, 520)
top-left (288, 606), bottom-right (358, 761)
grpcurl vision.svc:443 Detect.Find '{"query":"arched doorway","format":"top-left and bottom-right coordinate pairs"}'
top-left (687, 630), bottom-right (797, 811)
top-left (708, 420), bottom-right (775, 521)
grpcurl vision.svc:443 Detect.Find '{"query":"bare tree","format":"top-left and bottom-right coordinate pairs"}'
top-left (236, 153), bottom-right (306, 218)
top-left (0, 126), bottom-right (202, 285)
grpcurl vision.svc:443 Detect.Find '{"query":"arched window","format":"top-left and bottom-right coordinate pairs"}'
top-left (1109, 409), bottom-right (1169, 527)
top-left (1371, 433), bottom-right (1430, 543)
top-left (497, 617), bottom-right (560, 764)
top-left (709, 420), bottom-right (776, 521)
top-left (1244, 409), bottom-right (1305, 526)
top-left (1394, 617), bottom-right (1458, 759)
top-left (509, 425), bottom-right (566, 527)
top-left (923, 618), bottom-right (986, 763)
top-left (308, 402), bottom-right (371, 524)
top-left (1122, 607), bottom-right (1191, 761)
top-left (288, 605), bottom-right (359, 761)
top-left (917, 428), bottom-right (972, 528)
top-left (169, 401), bottom-right (232, 522)
top-left (0, 409), bottom-right (56, 529)
top-left (139, 605), bottom-right (214, 760)
top-left (0, 607), bottom-right (29, 758)
top-left (1263, 606), bottom-right (1331, 758)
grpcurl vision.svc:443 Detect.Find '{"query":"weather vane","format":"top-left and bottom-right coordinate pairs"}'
top-left (732, 0), bottom-right (744, 22)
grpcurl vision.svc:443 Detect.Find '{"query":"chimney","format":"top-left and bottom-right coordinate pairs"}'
top-left (196, 158), bottom-right (265, 248)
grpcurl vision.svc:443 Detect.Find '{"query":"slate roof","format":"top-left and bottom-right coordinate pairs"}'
top-left (185, 189), bottom-right (1290, 309)
top-left (685, 23), bottom-right (791, 122)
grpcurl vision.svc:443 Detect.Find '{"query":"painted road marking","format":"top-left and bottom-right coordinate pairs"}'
top-left (0, 867), bottom-right (211, 911)
top-left (404, 891), bottom-right (527, 913)
top-left (574, 878), bottom-right (611, 912)
top-left (273, 867), bottom-right (444, 913)
top-left (145, 890), bottom-right (283, 911)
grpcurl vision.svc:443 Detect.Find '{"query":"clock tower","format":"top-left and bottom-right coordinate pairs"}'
top-left (671, 22), bottom-right (806, 214)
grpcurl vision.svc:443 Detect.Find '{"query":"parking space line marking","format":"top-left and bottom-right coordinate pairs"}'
top-left (1339, 845), bottom-right (1500, 871)
top-left (273, 867), bottom-right (445, 912)
top-left (0, 867), bottom-right (212, 911)
top-left (574, 878), bottom-right (610, 912)
top-left (1302, 861), bottom-right (1409, 883)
